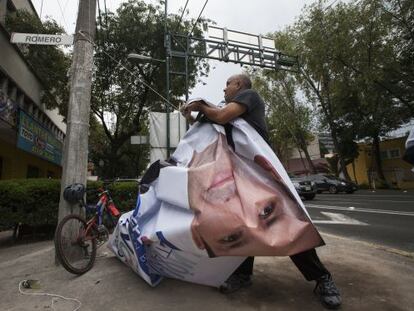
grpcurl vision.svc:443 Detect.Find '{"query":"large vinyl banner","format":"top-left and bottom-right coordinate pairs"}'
top-left (109, 118), bottom-right (324, 287)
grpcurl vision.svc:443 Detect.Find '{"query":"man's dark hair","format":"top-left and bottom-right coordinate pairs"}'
top-left (236, 74), bottom-right (252, 90)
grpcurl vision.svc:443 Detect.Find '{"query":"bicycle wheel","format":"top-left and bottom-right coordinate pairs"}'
top-left (54, 214), bottom-right (97, 275)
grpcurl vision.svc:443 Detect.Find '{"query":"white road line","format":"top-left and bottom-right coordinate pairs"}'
top-left (306, 204), bottom-right (414, 217)
top-left (325, 194), bottom-right (414, 199)
top-left (317, 198), bottom-right (414, 203)
top-left (314, 200), bottom-right (365, 205)
top-left (322, 193), bottom-right (413, 196)
top-left (313, 212), bottom-right (369, 225)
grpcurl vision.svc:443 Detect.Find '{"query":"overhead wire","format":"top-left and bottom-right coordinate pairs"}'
top-left (40, 0), bottom-right (44, 20)
top-left (189, 0), bottom-right (208, 37)
top-left (324, 0), bottom-right (338, 11)
top-left (85, 1), bottom-right (186, 113)
top-left (56, 0), bottom-right (69, 31)
top-left (63, 0), bottom-right (70, 11)
top-left (174, 0), bottom-right (190, 33)
top-left (78, 31), bottom-right (178, 111)
top-left (103, 0), bottom-right (109, 29)
top-left (97, 0), bottom-right (102, 29)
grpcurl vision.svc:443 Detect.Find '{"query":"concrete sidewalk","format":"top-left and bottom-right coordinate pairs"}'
top-left (0, 233), bottom-right (413, 311)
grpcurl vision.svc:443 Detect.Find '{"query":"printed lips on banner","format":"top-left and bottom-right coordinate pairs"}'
top-left (109, 119), bottom-right (323, 287)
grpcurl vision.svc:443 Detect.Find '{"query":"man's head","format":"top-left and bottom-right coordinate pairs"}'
top-left (224, 74), bottom-right (252, 103)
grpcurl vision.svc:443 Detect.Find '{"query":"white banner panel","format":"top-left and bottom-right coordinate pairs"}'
top-left (149, 111), bottom-right (186, 162)
top-left (131, 135), bottom-right (148, 145)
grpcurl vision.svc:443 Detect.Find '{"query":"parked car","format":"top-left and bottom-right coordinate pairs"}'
top-left (290, 175), bottom-right (317, 200)
top-left (306, 174), bottom-right (358, 194)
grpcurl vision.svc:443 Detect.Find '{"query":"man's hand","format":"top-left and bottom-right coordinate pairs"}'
top-left (182, 100), bottom-right (205, 114)
top-left (181, 101), bottom-right (205, 124)
top-left (180, 104), bottom-right (191, 118)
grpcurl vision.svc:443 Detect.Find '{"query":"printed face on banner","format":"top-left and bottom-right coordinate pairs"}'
top-left (188, 134), bottom-right (322, 257)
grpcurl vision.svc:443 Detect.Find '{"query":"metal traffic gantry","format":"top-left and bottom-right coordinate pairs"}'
top-left (163, 0), bottom-right (298, 157)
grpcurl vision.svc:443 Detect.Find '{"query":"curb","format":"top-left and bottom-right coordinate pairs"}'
top-left (321, 231), bottom-right (414, 259)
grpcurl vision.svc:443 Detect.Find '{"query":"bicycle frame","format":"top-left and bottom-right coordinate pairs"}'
top-left (83, 188), bottom-right (120, 241)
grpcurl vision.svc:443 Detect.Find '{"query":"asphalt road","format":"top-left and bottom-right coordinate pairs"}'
top-left (305, 190), bottom-right (414, 253)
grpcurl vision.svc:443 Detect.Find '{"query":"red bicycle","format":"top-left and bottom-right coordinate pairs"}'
top-left (54, 184), bottom-right (120, 275)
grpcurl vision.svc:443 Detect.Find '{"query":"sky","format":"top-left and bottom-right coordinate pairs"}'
top-left (31, 0), bottom-right (322, 104)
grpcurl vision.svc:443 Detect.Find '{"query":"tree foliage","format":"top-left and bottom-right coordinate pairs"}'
top-left (91, 0), bottom-right (209, 178)
top-left (293, 0), bottom-right (413, 182)
top-left (251, 30), bottom-right (316, 173)
top-left (251, 0), bottom-right (412, 184)
top-left (5, 10), bottom-right (71, 112)
top-left (381, 0), bottom-right (414, 110)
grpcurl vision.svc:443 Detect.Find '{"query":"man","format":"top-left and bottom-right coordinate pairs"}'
top-left (182, 74), bottom-right (342, 309)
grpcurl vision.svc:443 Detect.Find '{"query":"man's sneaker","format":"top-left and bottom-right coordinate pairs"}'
top-left (314, 274), bottom-right (342, 309)
top-left (219, 274), bottom-right (252, 294)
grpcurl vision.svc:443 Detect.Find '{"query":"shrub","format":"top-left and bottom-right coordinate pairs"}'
top-left (0, 179), bottom-right (139, 231)
top-left (86, 181), bottom-right (139, 213)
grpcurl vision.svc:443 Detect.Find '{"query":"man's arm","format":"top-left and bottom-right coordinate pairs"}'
top-left (183, 101), bottom-right (246, 125)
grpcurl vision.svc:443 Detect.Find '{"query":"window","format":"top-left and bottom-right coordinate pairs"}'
top-left (27, 165), bottom-right (40, 178)
top-left (389, 149), bottom-right (400, 159)
top-left (33, 107), bottom-right (38, 119)
top-left (380, 149), bottom-right (401, 160)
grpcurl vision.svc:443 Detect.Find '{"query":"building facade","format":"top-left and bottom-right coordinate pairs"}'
top-left (0, 0), bottom-right (66, 179)
top-left (286, 134), bottom-right (330, 175)
top-left (346, 136), bottom-right (414, 189)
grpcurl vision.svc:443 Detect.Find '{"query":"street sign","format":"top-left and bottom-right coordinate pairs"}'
top-left (10, 32), bottom-right (73, 45)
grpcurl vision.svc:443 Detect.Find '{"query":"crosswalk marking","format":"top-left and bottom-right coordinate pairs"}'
top-left (313, 212), bottom-right (369, 225)
top-left (306, 204), bottom-right (414, 217)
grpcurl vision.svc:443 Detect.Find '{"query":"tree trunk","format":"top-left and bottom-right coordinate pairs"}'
top-left (107, 148), bottom-right (121, 178)
top-left (325, 127), bottom-right (351, 179)
top-left (372, 135), bottom-right (387, 184)
top-left (338, 156), bottom-right (352, 180)
top-left (298, 149), bottom-right (308, 173)
top-left (302, 146), bottom-right (317, 174)
top-left (352, 161), bottom-right (358, 184)
top-left (297, 135), bottom-right (317, 174)
top-left (299, 67), bottom-right (351, 179)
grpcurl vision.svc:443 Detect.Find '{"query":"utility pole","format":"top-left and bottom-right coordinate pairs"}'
top-left (57, 0), bottom-right (96, 225)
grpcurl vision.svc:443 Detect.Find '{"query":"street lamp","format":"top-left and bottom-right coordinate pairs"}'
top-left (127, 53), bottom-right (165, 63)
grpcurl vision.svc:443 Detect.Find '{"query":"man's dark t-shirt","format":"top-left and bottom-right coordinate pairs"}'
top-left (230, 89), bottom-right (269, 142)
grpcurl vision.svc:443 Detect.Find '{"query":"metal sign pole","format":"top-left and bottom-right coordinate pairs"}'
top-left (165, 0), bottom-right (171, 158)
